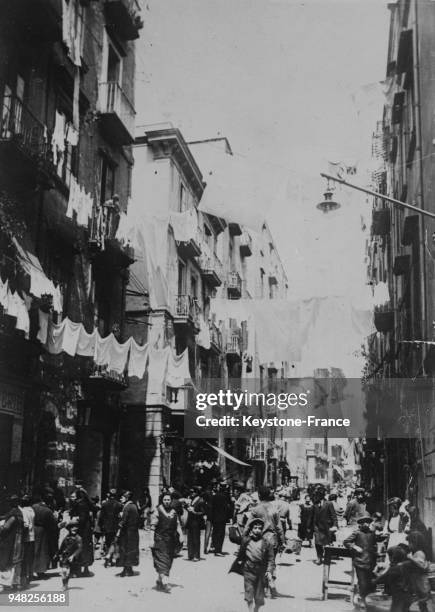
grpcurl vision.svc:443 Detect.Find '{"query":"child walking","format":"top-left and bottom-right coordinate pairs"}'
top-left (58, 519), bottom-right (82, 591)
top-left (343, 511), bottom-right (377, 610)
top-left (373, 546), bottom-right (412, 612)
top-left (237, 518), bottom-right (275, 612)
top-left (404, 531), bottom-right (433, 612)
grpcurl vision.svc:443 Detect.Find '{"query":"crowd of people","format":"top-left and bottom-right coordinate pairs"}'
top-left (0, 483), bottom-right (142, 592)
top-left (0, 479), bottom-right (433, 611)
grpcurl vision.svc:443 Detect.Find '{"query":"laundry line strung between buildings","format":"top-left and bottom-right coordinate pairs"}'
top-left (43, 316), bottom-right (191, 387)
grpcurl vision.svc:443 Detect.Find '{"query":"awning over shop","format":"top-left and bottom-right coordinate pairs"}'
top-left (207, 442), bottom-right (251, 467)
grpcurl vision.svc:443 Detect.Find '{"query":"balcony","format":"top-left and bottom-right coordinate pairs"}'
top-left (374, 309), bottom-right (394, 334)
top-left (89, 199), bottom-right (134, 268)
top-left (402, 215), bottom-right (419, 246)
top-left (393, 254), bottom-right (411, 276)
top-left (98, 82), bottom-right (135, 145)
top-left (239, 232), bottom-right (252, 257)
top-left (166, 386), bottom-right (191, 415)
top-left (87, 365), bottom-right (128, 391)
top-left (198, 254), bottom-right (223, 288)
top-left (246, 438), bottom-right (266, 461)
top-left (269, 271), bottom-right (278, 286)
top-left (5, 0), bottom-right (62, 41)
top-left (173, 295), bottom-right (200, 332)
top-left (227, 271), bottom-right (242, 298)
top-left (228, 222), bottom-right (242, 236)
top-left (176, 237), bottom-right (202, 260)
top-left (104, 0), bottom-right (143, 41)
top-left (372, 209), bottom-right (390, 236)
top-left (226, 332), bottom-right (241, 355)
top-left (0, 94), bottom-right (54, 186)
top-left (209, 322), bottom-right (222, 353)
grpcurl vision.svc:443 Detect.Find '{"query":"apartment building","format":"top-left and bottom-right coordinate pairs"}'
top-left (366, 0), bottom-right (435, 550)
top-left (0, 0), bottom-right (141, 499)
top-left (123, 127), bottom-right (291, 499)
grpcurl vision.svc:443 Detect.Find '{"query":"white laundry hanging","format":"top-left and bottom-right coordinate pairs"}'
top-left (106, 337), bottom-right (131, 373)
top-left (36, 310), bottom-right (49, 344)
top-left (76, 326), bottom-right (97, 357)
top-left (94, 333), bottom-right (116, 367)
top-left (166, 348), bottom-right (191, 388)
top-left (147, 346), bottom-right (170, 396)
top-left (128, 340), bottom-right (149, 379)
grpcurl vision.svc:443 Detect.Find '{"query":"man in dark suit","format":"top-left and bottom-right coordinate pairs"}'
top-left (117, 491), bottom-right (140, 577)
top-left (186, 487), bottom-right (205, 561)
top-left (210, 483), bottom-right (230, 556)
top-left (313, 487), bottom-right (338, 564)
top-left (99, 490), bottom-right (122, 567)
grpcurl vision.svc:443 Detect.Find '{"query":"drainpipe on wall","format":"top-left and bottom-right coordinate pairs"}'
top-left (413, 0), bottom-right (428, 361)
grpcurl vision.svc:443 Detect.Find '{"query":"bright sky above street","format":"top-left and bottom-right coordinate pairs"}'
top-left (135, 0), bottom-right (390, 302)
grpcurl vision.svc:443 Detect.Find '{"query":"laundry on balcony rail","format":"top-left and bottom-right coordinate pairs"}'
top-left (44, 316), bottom-right (192, 388)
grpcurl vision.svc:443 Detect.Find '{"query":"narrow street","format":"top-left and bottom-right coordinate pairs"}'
top-left (12, 531), bottom-right (357, 612)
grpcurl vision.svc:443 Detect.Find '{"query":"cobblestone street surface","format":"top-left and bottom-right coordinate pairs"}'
top-left (5, 531), bottom-right (361, 612)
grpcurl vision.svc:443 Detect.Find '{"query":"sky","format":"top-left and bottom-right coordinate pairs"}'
top-left (135, 0), bottom-right (390, 303)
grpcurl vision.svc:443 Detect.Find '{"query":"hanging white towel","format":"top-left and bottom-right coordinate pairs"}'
top-left (196, 317), bottom-right (211, 350)
top-left (66, 176), bottom-right (77, 218)
top-left (166, 348), bottom-right (191, 388)
top-left (147, 346), bottom-right (170, 396)
top-left (76, 326), bottom-right (97, 356)
top-left (46, 318), bottom-right (67, 354)
top-left (0, 277), bottom-right (9, 310)
top-left (37, 310), bottom-right (49, 344)
top-left (52, 285), bottom-right (63, 315)
top-left (65, 123), bottom-right (79, 147)
top-left (128, 340), bottom-right (149, 379)
top-left (107, 337), bottom-right (131, 373)
top-left (61, 318), bottom-right (81, 356)
top-left (7, 292), bottom-right (30, 336)
top-left (46, 317), bottom-right (80, 356)
top-left (52, 110), bottom-right (66, 164)
top-left (94, 333), bottom-right (115, 367)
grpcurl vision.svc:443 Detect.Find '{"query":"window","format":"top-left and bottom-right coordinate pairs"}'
top-left (55, 97), bottom-right (78, 188)
top-left (191, 275), bottom-right (197, 299)
top-left (177, 260), bottom-right (186, 294)
top-left (179, 183), bottom-right (188, 212)
top-left (107, 40), bottom-right (122, 84)
top-left (1, 75), bottom-right (25, 138)
top-left (260, 268), bottom-right (265, 298)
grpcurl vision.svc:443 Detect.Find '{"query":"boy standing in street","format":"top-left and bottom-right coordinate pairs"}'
top-left (238, 518), bottom-right (275, 612)
top-left (343, 512), bottom-right (377, 610)
top-left (58, 519), bottom-right (82, 591)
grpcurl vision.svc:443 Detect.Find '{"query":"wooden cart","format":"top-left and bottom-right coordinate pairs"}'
top-left (322, 545), bottom-right (356, 602)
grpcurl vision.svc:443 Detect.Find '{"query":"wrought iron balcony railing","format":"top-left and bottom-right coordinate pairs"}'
top-left (198, 253), bottom-right (223, 287)
top-left (227, 271), bottom-right (242, 298)
top-left (1, 94), bottom-right (52, 166)
top-left (174, 294), bottom-right (200, 323)
top-left (226, 332), bottom-right (241, 355)
top-left (239, 232), bottom-right (252, 257)
top-left (209, 321), bottom-right (222, 351)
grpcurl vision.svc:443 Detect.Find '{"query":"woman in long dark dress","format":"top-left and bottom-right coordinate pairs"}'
top-left (151, 493), bottom-right (180, 593)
